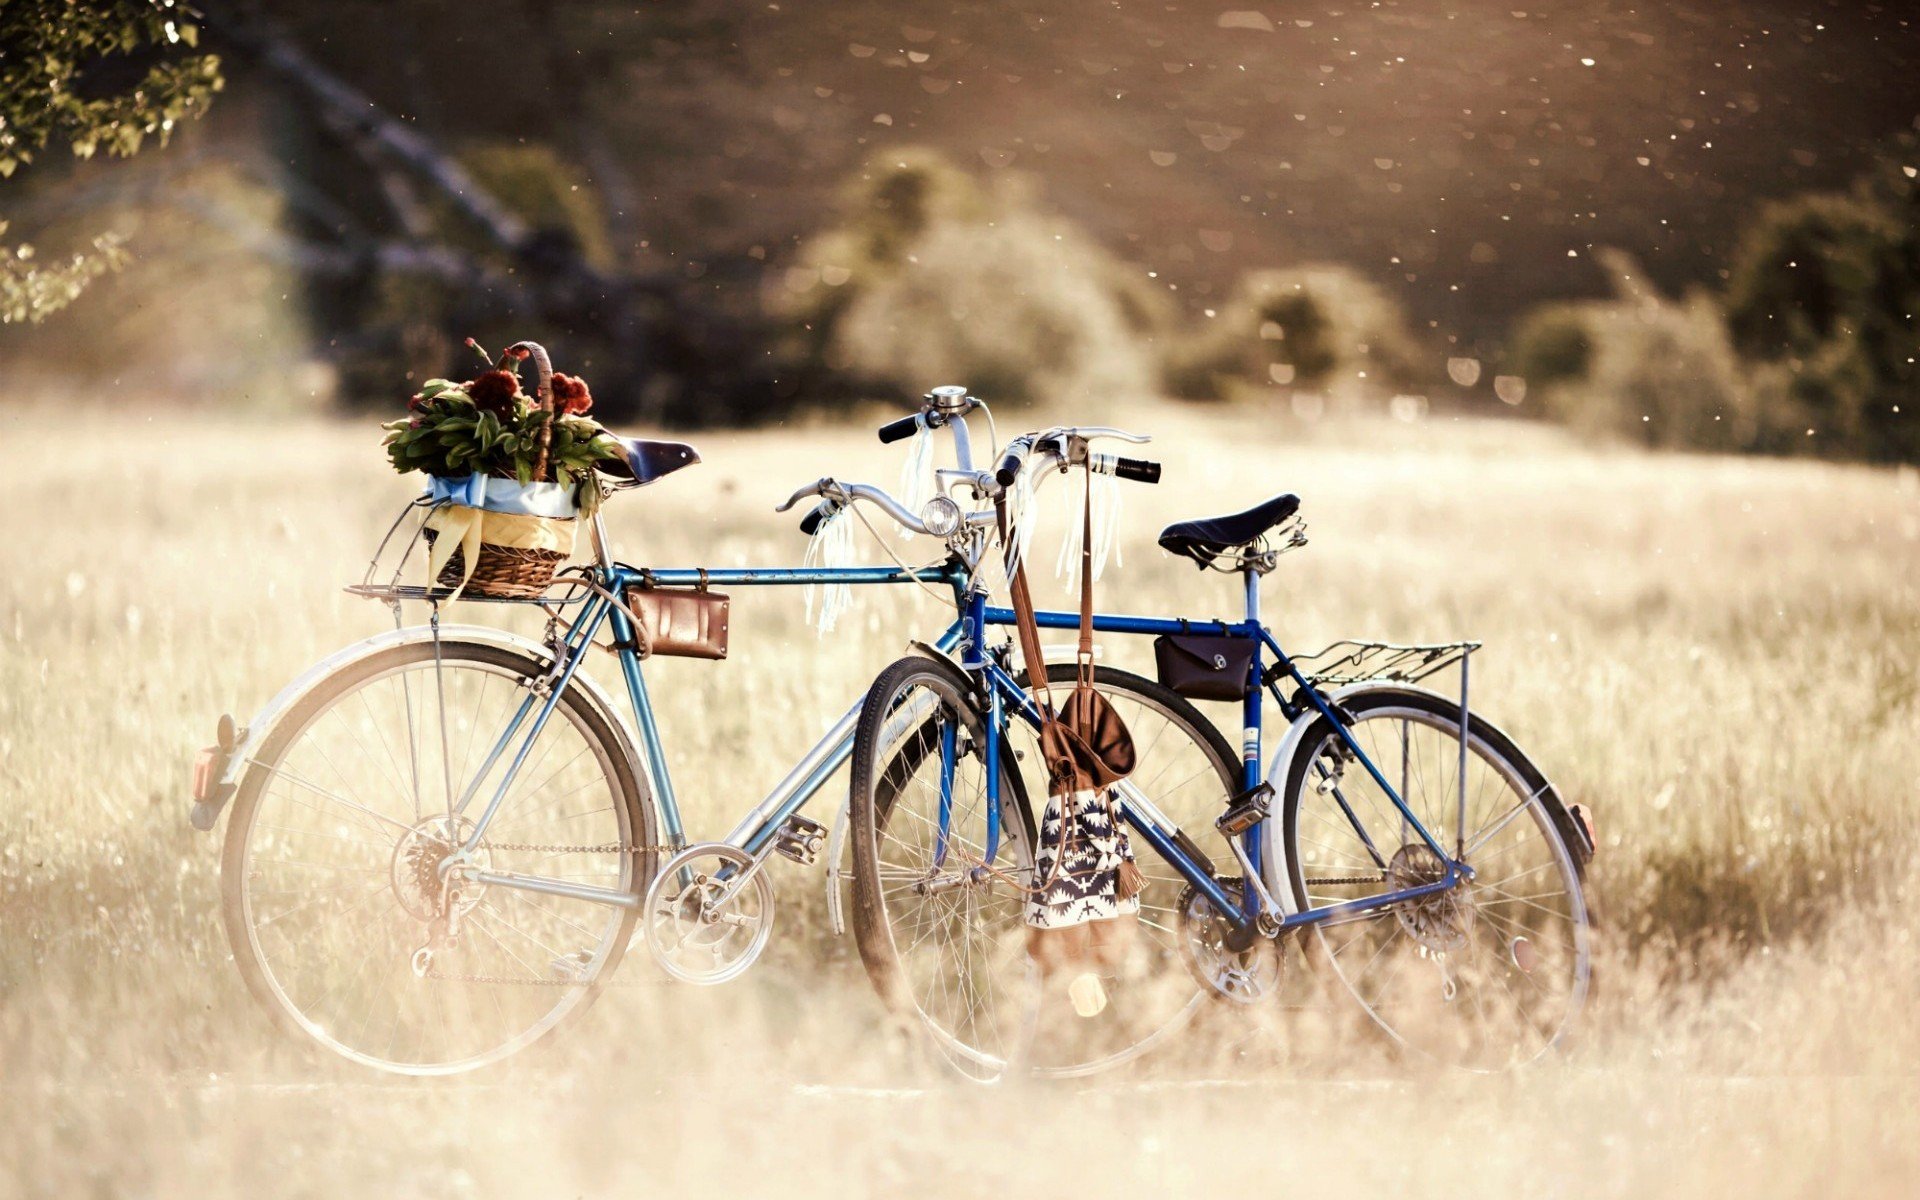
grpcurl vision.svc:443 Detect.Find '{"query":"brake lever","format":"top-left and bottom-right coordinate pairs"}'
top-left (773, 478), bottom-right (842, 513)
top-left (1057, 426), bottom-right (1152, 445)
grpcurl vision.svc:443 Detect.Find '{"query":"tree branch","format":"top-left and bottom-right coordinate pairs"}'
top-left (226, 16), bottom-right (534, 257)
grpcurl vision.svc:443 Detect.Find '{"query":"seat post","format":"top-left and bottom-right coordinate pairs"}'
top-left (1243, 558), bottom-right (1261, 626)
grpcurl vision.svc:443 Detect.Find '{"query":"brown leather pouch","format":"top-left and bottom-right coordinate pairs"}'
top-left (624, 571), bottom-right (730, 660)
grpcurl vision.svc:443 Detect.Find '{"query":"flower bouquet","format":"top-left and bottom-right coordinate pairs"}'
top-left (382, 339), bottom-right (623, 598)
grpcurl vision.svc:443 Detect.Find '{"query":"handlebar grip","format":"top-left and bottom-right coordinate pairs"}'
top-left (877, 414), bottom-right (921, 444)
top-left (1113, 457), bottom-right (1161, 484)
top-left (994, 436), bottom-right (1035, 488)
top-left (799, 501), bottom-right (835, 536)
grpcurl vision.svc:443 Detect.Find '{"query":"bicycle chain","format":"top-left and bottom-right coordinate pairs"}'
top-left (422, 969), bottom-right (669, 988)
top-left (481, 842), bottom-right (675, 855)
top-left (420, 842), bottom-right (679, 986)
top-left (1303, 874), bottom-right (1388, 886)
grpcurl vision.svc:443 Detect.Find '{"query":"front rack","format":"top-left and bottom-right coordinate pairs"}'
top-left (1290, 639), bottom-right (1480, 689)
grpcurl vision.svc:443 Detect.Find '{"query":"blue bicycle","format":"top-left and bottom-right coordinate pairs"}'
top-left (844, 404), bottom-right (1597, 1077)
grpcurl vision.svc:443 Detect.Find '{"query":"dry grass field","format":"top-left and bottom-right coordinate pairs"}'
top-left (3, 399), bottom-right (1918, 1197)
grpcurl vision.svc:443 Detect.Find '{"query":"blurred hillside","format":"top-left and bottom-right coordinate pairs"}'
top-left (0, 1), bottom-right (1914, 439)
top-left (241, 0), bottom-right (1913, 345)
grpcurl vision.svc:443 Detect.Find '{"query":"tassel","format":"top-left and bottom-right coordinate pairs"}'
top-left (802, 506), bottom-right (856, 633)
top-left (895, 417), bottom-right (935, 542)
top-left (1055, 467), bottom-right (1123, 584)
top-left (997, 466), bottom-right (1038, 594)
top-left (1116, 858), bottom-right (1145, 902)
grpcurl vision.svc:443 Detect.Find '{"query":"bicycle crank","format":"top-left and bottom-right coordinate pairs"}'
top-left (641, 843), bottom-right (776, 985)
top-left (1177, 880), bottom-right (1283, 1004)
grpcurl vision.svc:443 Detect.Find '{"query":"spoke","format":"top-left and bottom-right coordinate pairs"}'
top-left (1462, 785), bottom-right (1550, 856)
top-left (250, 761), bottom-right (415, 834)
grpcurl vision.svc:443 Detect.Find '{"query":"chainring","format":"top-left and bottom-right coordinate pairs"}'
top-left (1177, 879), bottom-right (1283, 1004)
top-left (642, 843), bottom-right (775, 986)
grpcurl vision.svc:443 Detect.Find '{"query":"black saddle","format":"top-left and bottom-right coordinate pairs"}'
top-left (1158, 493), bottom-right (1301, 568)
top-left (600, 437), bottom-right (700, 486)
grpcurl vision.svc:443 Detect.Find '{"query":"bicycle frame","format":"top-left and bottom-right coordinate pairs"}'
top-left (452, 549), bottom-right (1472, 943)
top-left (969, 567), bottom-right (1472, 939)
top-left (445, 559), bottom-right (969, 910)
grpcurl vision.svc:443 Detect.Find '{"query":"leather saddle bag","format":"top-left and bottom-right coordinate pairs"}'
top-left (624, 570), bottom-right (730, 660)
top-left (1153, 631), bottom-right (1256, 701)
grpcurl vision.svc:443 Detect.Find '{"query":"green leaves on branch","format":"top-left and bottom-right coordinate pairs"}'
top-left (0, 1), bottom-right (223, 322)
top-left (0, 226), bottom-right (129, 324)
top-left (0, 0), bottom-right (223, 178)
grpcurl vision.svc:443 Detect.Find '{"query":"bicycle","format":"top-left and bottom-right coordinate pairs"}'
top-left (187, 386), bottom-right (1234, 1077)
top-left (849, 425), bottom-right (1598, 1075)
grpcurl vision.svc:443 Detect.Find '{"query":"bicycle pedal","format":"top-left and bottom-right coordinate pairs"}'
top-left (773, 814), bottom-right (828, 866)
top-left (1215, 783), bottom-right (1274, 838)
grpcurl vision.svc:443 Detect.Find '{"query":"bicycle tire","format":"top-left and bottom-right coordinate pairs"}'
top-left (849, 653), bottom-right (1240, 1079)
top-left (1274, 686), bottom-right (1591, 1069)
top-left (219, 640), bottom-right (655, 1075)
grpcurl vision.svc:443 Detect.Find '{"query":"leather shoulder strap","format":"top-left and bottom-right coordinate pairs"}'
top-left (997, 498), bottom-right (1053, 713)
top-left (1077, 464), bottom-right (1095, 689)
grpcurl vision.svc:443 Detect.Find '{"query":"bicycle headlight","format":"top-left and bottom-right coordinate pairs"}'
top-left (920, 495), bottom-right (963, 538)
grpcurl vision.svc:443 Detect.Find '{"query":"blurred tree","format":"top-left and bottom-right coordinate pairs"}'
top-left (1724, 140), bottom-right (1920, 462)
top-left (175, 1), bottom-right (802, 425)
top-left (775, 150), bottom-right (1161, 406)
top-left (1509, 250), bottom-right (1758, 452)
top-left (0, 0), bottom-right (222, 323)
top-left (1163, 266), bottom-right (1426, 404)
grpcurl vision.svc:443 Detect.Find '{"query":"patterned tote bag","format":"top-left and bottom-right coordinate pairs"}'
top-left (998, 468), bottom-right (1143, 947)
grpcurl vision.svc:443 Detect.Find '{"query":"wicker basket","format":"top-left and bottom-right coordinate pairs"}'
top-left (423, 527), bottom-right (571, 598)
top-left (420, 340), bottom-right (576, 599)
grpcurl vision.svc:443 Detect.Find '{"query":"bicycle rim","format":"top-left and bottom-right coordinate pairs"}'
top-left (1283, 696), bottom-right (1590, 1069)
top-left (223, 643), bottom-right (645, 1074)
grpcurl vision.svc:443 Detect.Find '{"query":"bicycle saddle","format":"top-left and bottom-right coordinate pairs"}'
top-left (1158, 493), bottom-right (1301, 568)
top-left (600, 437), bottom-right (700, 486)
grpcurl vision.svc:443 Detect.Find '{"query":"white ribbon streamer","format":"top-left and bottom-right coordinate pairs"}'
top-left (895, 418), bottom-right (936, 542)
top-left (802, 506), bottom-right (857, 633)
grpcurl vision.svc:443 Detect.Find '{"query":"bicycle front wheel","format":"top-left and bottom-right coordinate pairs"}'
top-left (1276, 687), bottom-right (1591, 1069)
top-left (219, 640), bottom-right (655, 1074)
top-left (848, 654), bottom-right (1239, 1080)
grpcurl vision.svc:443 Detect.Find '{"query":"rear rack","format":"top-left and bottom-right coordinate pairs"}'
top-left (348, 497), bottom-right (593, 610)
top-left (343, 581), bottom-right (591, 607)
top-left (1290, 639), bottom-right (1480, 689)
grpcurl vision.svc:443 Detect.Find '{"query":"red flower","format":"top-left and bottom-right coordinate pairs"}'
top-left (551, 372), bottom-right (594, 416)
top-left (407, 392), bottom-right (426, 412)
top-left (467, 369), bottom-right (523, 417)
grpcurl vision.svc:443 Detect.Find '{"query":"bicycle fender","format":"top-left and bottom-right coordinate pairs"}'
top-left (1256, 681), bottom-right (1574, 904)
top-left (191, 624), bottom-right (644, 832)
top-left (1254, 682), bottom-right (1448, 912)
top-left (826, 642), bottom-right (971, 937)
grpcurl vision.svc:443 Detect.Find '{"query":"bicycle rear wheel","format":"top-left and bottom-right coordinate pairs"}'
top-left (1276, 687), bottom-right (1591, 1069)
top-left (220, 640), bottom-right (655, 1074)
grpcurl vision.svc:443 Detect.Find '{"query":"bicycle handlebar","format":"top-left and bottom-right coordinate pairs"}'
top-left (994, 435), bottom-right (1036, 488)
top-left (877, 413), bottom-right (922, 444)
top-left (798, 500), bottom-right (834, 536)
top-left (777, 478), bottom-right (938, 537)
top-left (1108, 455), bottom-right (1161, 484)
